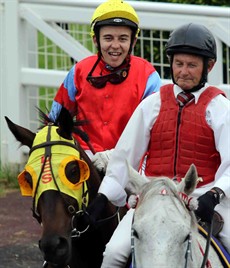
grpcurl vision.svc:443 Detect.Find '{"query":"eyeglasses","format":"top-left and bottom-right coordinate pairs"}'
top-left (87, 66), bottom-right (130, 89)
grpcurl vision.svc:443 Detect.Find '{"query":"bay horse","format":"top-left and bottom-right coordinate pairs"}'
top-left (5, 107), bottom-right (124, 268)
top-left (127, 164), bottom-right (227, 268)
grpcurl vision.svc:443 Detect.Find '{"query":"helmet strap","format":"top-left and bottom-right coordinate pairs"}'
top-left (94, 28), bottom-right (101, 53)
top-left (128, 31), bottom-right (136, 54)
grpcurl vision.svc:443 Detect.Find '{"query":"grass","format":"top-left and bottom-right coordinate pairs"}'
top-left (0, 162), bottom-right (20, 196)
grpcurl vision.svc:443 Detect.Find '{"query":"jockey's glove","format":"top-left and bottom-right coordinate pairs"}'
top-left (75, 193), bottom-right (108, 229)
top-left (91, 149), bottom-right (114, 173)
top-left (127, 194), bottom-right (139, 209)
top-left (195, 187), bottom-right (224, 224)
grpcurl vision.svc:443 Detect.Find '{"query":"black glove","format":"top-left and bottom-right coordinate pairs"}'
top-left (195, 191), bottom-right (219, 224)
top-left (75, 193), bottom-right (108, 229)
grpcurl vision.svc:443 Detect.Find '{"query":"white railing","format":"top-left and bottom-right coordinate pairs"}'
top-left (0, 0), bottom-right (230, 166)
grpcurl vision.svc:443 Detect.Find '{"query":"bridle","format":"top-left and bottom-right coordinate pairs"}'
top-left (131, 189), bottom-right (213, 268)
top-left (42, 261), bottom-right (70, 268)
top-left (28, 124), bottom-right (88, 268)
top-left (30, 123), bottom-right (88, 224)
top-left (29, 124), bottom-right (120, 268)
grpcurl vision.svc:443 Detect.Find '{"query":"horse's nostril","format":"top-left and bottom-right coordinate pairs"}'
top-left (56, 237), bottom-right (70, 255)
top-left (39, 235), bottom-right (71, 265)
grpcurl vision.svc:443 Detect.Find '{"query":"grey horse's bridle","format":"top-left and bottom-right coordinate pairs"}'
top-left (130, 191), bottom-right (213, 268)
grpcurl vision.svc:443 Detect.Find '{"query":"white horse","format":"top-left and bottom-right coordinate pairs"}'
top-left (127, 164), bottom-right (224, 268)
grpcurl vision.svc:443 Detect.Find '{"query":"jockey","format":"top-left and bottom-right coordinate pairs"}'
top-left (48, 0), bottom-right (161, 159)
top-left (86, 23), bottom-right (230, 267)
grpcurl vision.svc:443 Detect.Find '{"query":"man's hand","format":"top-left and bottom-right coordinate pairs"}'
top-left (127, 194), bottom-right (139, 209)
top-left (91, 150), bottom-right (113, 172)
top-left (195, 189), bottom-right (220, 223)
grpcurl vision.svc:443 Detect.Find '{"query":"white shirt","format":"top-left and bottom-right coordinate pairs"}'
top-left (99, 84), bottom-right (230, 206)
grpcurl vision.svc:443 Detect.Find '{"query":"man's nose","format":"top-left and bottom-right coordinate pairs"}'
top-left (111, 39), bottom-right (120, 48)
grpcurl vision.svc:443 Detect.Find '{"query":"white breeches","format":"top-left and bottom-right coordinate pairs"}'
top-left (101, 208), bottom-right (134, 268)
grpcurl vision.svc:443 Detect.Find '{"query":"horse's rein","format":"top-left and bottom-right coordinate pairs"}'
top-left (70, 206), bottom-right (120, 238)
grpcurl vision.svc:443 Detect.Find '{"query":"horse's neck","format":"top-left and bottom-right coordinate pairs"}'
top-left (191, 228), bottom-right (224, 267)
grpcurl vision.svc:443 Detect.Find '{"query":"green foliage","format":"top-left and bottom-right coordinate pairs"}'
top-left (0, 162), bottom-right (20, 194)
top-left (139, 0), bottom-right (229, 6)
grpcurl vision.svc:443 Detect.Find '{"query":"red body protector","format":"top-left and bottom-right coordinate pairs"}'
top-left (145, 85), bottom-right (226, 187)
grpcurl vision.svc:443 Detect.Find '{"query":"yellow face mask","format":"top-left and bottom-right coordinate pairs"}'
top-left (18, 126), bottom-right (90, 209)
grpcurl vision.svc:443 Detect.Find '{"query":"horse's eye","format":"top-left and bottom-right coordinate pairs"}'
top-left (24, 171), bottom-right (33, 188)
top-left (65, 160), bottom-right (81, 184)
top-left (183, 233), bottom-right (191, 243)
top-left (132, 228), bottom-right (139, 239)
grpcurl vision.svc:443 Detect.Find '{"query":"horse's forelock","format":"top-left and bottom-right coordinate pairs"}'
top-left (138, 177), bottom-right (177, 204)
top-left (138, 177), bottom-right (197, 227)
top-left (36, 107), bottom-right (54, 129)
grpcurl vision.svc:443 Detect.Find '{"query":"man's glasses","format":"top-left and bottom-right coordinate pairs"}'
top-left (87, 66), bottom-right (130, 89)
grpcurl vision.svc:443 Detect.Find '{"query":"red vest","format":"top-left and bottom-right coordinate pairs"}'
top-left (145, 84), bottom-right (225, 187)
top-left (73, 55), bottom-right (157, 151)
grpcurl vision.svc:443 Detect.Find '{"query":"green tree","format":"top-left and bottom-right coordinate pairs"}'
top-left (138, 0), bottom-right (229, 6)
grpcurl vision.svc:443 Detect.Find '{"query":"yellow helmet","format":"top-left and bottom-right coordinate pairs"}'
top-left (90, 0), bottom-right (140, 37)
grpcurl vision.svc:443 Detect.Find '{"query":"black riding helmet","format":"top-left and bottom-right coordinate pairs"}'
top-left (165, 23), bottom-right (217, 91)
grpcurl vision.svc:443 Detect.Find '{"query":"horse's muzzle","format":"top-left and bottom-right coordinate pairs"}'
top-left (39, 235), bottom-right (71, 268)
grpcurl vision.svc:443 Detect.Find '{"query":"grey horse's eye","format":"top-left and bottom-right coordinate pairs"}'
top-left (132, 228), bottom-right (139, 239)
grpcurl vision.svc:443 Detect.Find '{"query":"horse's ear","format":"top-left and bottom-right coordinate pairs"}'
top-left (5, 116), bottom-right (35, 148)
top-left (125, 160), bottom-right (149, 195)
top-left (57, 107), bottom-right (73, 140)
top-left (178, 164), bottom-right (198, 195)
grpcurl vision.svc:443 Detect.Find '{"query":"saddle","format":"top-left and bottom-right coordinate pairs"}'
top-left (199, 210), bottom-right (224, 237)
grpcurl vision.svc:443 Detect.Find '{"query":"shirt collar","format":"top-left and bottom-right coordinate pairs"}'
top-left (173, 84), bottom-right (209, 104)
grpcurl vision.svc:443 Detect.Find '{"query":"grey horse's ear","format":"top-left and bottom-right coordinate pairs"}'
top-left (125, 160), bottom-right (149, 195)
top-left (177, 164), bottom-right (199, 195)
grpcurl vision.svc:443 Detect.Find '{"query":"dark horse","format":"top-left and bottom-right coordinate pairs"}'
top-left (5, 107), bottom-right (124, 268)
